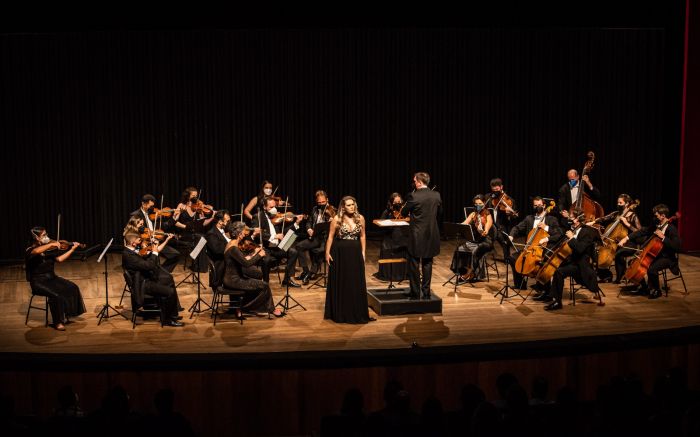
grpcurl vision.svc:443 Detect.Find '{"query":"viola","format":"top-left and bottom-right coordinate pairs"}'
top-left (514, 201), bottom-right (556, 276)
top-left (490, 191), bottom-right (518, 218)
top-left (624, 213), bottom-right (679, 285)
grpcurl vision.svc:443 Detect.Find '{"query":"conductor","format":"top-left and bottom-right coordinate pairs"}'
top-left (400, 172), bottom-right (442, 300)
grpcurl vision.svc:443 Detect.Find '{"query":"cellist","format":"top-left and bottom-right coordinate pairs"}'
top-left (617, 204), bottom-right (681, 299)
top-left (508, 196), bottom-right (562, 295)
top-left (558, 169), bottom-right (600, 228)
top-left (544, 208), bottom-right (603, 311)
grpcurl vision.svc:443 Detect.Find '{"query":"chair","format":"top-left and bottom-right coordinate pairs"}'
top-left (208, 259), bottom-right (245, 325)
top-left (123, 270), bottom-right (163, 328)
top-left (569, 276), bottom-right (605, 306)
top-left (443, 255), bottom-right (491, 292)
top-left (661, 262), bottom-right (688, 296)
top-left (118, 281), bottom-right (131, 307)
top-left (484, 252), bottom-right (500, 279)
top-left (25, 287), bottom-right (49, 327)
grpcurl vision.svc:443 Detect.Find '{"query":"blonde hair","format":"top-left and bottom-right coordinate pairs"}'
top-left (123, 216), bottom-right (144, 237)
top-left (337, 196), bottom-right (361, 227)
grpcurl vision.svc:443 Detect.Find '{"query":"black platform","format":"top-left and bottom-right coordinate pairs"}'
top-left (367, 287), bottom-right (443, 316)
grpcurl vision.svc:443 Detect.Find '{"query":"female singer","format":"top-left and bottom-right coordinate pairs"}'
top-left (324, 196), bottom-right (374, 324)
top-left (376, 192), bottom-right (408, 281)
top-left (223, 222), bottom-right (284, 318)
top-left (450, 194), bottom-right (494, 283)
top-left (25, 227), bottom-right (86, 330)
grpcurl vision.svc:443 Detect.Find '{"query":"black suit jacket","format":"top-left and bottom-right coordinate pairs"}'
top-left (206, 226), bottom-right (229, 284)
top-left (557, 182), bottom-right (601, 213)
top-left (122, 248), bottom-right (162, 307)
top-left (509, 214), bottom-right (563, 247)
top-left (566, 225), bottom-right (599, 266)
top-left (628, 223), bottom-right (681, 261)
top-left (400, 188), bottom-right (442, 258)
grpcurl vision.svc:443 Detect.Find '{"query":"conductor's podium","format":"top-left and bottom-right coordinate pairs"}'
top-left (367, 259), bottom-right (442, 315)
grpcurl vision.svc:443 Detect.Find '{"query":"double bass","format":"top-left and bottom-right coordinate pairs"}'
top-left (571, 151), bottom-right (605, 222)
top-left (514, 201), bottom-right (556, 276)
top-left (623, 213), bottom-right (679, 285)
top-left (594, 199), bottom-right (639, 269)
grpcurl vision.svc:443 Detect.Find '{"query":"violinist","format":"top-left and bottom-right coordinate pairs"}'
top-left (122, 232), bottom-right (183, 327)
top-left (617, 204), bottom-right (681, 299)
top-left (252, 196), bottom-right (303, 287)
top-left (130, 194), bottom-right (180, 273)
top-left (223, 222), bottom-right (284, 318)
top-left (586, 194), bottom-right (641, 283)
top-left (25, 227), bottom-right (86, 331)
top-left (172, 187), bottom-right (215, 272)
top-left (205, 210), bottom-right (232, 276)
top-left (295, 190), bottom-right (333, 285)
top-left (243, 180), bottom-right (287, 222)
top-left (544, 208), bottom-right (603, 311)
top-left (449, 195), bottom-right (494, 283)
top-left (558, 169), bottom-right (600, 228)
top-left (375, 192), bottom-right (409, 281)
top-left (486, 178), bottom-right (518, 259)
top-left (507, 196), bottom-right (563, 293)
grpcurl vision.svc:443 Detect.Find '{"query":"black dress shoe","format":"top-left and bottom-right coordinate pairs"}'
top-left (544, 301), bottom-right (563, 311)
top-left (648, 289), bottom-right (662, 299)
top-left (177, 306), bottom-right (185, 311)
top-left (629, 286), bottom-right (649, 295)
top-left (164, 320), bottom-right (184, 327)
top-left (295, 271), bottom-right (309, 281)
top-left (368, 317), bottom-right (377, 322)
top-left (282, 278), bottom-right (301, 288)
top-left (533, 294), bottom-right (552, 302)
top-left (174, 315), bottom-right (183, 320)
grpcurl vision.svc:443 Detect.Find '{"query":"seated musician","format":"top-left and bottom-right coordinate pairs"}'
top-left (252, 196), bottom-right (303, 287)
top-left (172, 187), bottom-right (215, 272)
top-left (295, 190), bottom-right (333, 285)
top-left (123, 215), bottom-right (145, 243)
top-left (587, 194), bottom-right (641, 283)
top-left (558, 169), bottom-right (600, 228)
top-left (205, 210), bottom-right (231, 276)
top-left (449, 195), bottom-right (494, 283)
top-left (508, 196), bottom-right (562, 293)
top-left (130, 194), bottom-right (180, 273)
top-left (243, 180), bottom-right (287, 223)
top-left (486, 178), bottom-right (517, 259)
top-left (375, 192), bottom-right (409, 281)
top-left (617, 204), bottom-right (681, 299)
top-left (223, 222), bottom-right (284, 318)
top-left (544, 208), bottom-right (603, 311)
top-left (25, 227), bottom-right (87, 331)
top-left (122, 232), bottom-right (183, 327)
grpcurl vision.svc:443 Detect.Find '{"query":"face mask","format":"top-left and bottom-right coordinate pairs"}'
top-left (137, 225), bottom-right (145, 233)
top-left (475, 205), bottom-right (483, 212)
top-left (268, 207), bottom-right (278, 216)
top-left (263, 189), bottom-right (273, 196)
top-left (147, 206), bottom-right (155, 213)
top-left (569, 179), bottom-right (577, 188)
top-left (41, 236), bottom-right (50, 244)
top-left (190, 197), bottom-right (198, 203)
top-left (393, 203), bottom-right (401, 210)
top-left (617, 205), bottom-right (625, 212)
top-left (534, 205), bottom-right (544, 214)
top-left (317, 203), bottom-right (327, 208)
top-left (653, 217), bottom-right (661, 225)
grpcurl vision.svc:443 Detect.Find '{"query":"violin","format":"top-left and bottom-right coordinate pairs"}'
top-left (148, 208), bottom-right (176, 221)
top-left (46, 240), bottom-right (86, 251)
top-left (238, 235), bottom-right (258, 254)
top-left (490, 191), bottom-right (518, 218)
top-left (570, 151), bottom-right (605, 222)
top-left (323, 204), bottom-right (337, 218)
top-left (271, 212), bottom-right (307, 225)
top-left (140, 229), bottom-right (176, 242)
top-left (623, 213), bottom-right (679, 285)
top-left (190, 200), bottom-right (214, 215)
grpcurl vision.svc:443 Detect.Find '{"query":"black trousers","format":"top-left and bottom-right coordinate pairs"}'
top-left (158, 244), bottom-right (181, 273)
top-left (30, 275), bottom-right (86, 324)
top-left (144, 274), bottom-right (178, 320)
top-left (408, 255), bottom-right (433, 299)
top-left (261, 246), bottom-right (299, 281)
top-left (295, 237), bottom-right (324, 273)
top-left (551, 261), bottom-right (601, 304)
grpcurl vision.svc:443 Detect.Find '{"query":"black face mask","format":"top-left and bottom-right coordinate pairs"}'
top-left (617, 205), bottom-right (625, 212)
top-left (137, 225), bottom-right (145, 234)
top-left (190, 197), bottom-right (198, 203)
top-left (317, 203), bottom-right (327, 208)
top-left (147, 206), bottom-right (154, 213)
top-left (533, 205), bottom-right (544, 214)
top-left (653, 217), bottom-right (661, 225)
top-left (393, 203), bottom-right (402, 210)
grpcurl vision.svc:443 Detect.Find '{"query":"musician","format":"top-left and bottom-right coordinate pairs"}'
top-left (375, 192), bottom-right (409, 281)
top-left (617, 204), bottom-right (681, 299)
top-left (122, 232), bottom-right (183, 326)
top-left (205, 210), bottom-right (232, 277)
top-left (172, 187), bottom-right (215, 272)
top-left (122, 216), bottom-right (145, 242)
top-left (25, 227), bottom-right (86, 331)
top-left (486, 178), bottom-right (517, 259)
top-left (243, 180), bottom-right (287, 222)
top-left (252, 196), bottom-right (303, 287)
top-left (130, 194), bottom-right (180, 273)
top-left (508, 196), bottom-right (563, 293)
top-left (295, 190), bottom-right (332, 285)
top-left (544, 208), bottom-right (603, 311)
top-left (587, 194), bottom-right (642, 283)
top-left (223, 222), bottom-right (284, 317)
top-left (558, 169), bottom-right (600, 228)
top-left (449, 195), bottom-right (493, 283)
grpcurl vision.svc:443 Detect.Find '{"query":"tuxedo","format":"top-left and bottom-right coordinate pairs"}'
top-left (296, 205), bottom-right (330, 275)
top-left (550, 225), bottom-right (602, 304)
top-left (252, 211), bottom-right (300, 282)
top-left (400, 187), bottom-right (442, 299)
top-left (205, 226), bottom-right (229, 287)
top-left (129, 208), bottom-right (180, 273)
top-left (557, 181), bottom-right (601, 228)
top-left (508, 214), bottom-right (563, 288)
top-left (121, 248), bottom-right (178, 320)
top-left (617, 222), bottom-right (681, 291)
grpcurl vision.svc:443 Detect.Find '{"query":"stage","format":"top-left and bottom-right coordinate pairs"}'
top-left (1, 240), bottom-right (698, 365)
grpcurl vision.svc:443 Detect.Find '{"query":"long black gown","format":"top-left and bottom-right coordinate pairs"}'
top-left (25, 246), bottom-right (86, 324)
top-left (324, 222), bottom-right (370, 324)
top-left (223, 246), bottom-right (275, 314)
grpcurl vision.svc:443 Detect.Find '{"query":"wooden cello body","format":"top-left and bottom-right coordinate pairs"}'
top-left (596, 200), bottom-right (639, 269)
top-left (535, 238), bottom-right (573, 284)
top-left (514, 201), bottom-right (556, 276)
top-left (623, 214), bottom-right (679, 285)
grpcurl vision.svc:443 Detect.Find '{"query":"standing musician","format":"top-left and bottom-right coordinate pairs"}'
top-left (172, 187), bottom-right (215, 272)
top-left (486, 178), bottom-right (518, 259)
top-left (558, 169), bottom-right (600, 228)
top-left (587, 194), bottom-right (642, 283)
top-left (508, 196), bottom-right (563, 293)
top-left (130, 194), bottom-right (180, 273)
top-left (376, 192), bottom-right (409, 281)
top-left (544, 208), bottom-right (603, 311)
top-left (449, 194), bottom-right (493, 283)
top-left (617, 204), bottom-right (681, 299)
top-left (243, 180), bottom-right (287, 223)
top-left (295, 190), bottom-right (333, 285)
top-left (25, 227), bottom-right (86, 331)
top-left (252, 196), bottom-right (303, 287)
top-left (122, 232), bottom-right (183, 327)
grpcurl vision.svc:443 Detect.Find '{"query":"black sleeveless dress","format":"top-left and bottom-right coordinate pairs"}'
top-left (324, 222), bottom-right (370, 324)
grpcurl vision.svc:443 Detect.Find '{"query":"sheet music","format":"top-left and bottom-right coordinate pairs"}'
top-left (190, 237), bottom-right (207, 259)
top-left (97, 238), bottom-right (114, 263)
top-left (374, 219), bottom-right (409, 227)
top-left (279, 229), bottom-right (298, 252)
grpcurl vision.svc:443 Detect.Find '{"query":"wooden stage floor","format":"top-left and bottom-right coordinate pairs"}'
top-left (1, 241), bottom-right (698, 360)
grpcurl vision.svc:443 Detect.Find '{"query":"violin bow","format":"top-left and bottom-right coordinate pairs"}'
top-left (56, 213), bottom-right (61, 243)
top-left (257, 210), bottom-right (264, 247)
top-left (280, 196), bottom-right (290, 235)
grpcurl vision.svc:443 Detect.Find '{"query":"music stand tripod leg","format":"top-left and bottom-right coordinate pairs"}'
top-left (276, 280), bottom-right (306, 312)
top-left (188, 268), bottom-right (211, 319)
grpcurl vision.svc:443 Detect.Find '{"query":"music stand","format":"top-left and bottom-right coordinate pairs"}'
top-left (96, 238), bottom-right (128, 325)
top-left (176, 235), bottom-right (208, 290)
top-left (187, 237), bottom-right (211, 318)
top-left (494, 231), bottom-right (527, 304)
top-left (308, 221), bottom-right (331, 289)
top-left (442, 222), bottom-right (478, 290)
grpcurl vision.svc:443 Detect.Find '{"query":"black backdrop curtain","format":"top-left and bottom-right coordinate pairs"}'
top-left (0, 27), bottom-right (681, 261)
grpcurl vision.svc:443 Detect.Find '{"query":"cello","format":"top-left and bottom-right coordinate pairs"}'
top-left (595, 199), bottom-right (639, 269)
top-left (514, 201), bottom-right (556, 276)
top-left (571, 151), bottom-right (605, 222)
top-left (623, 213), bottom-right (679, 285)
